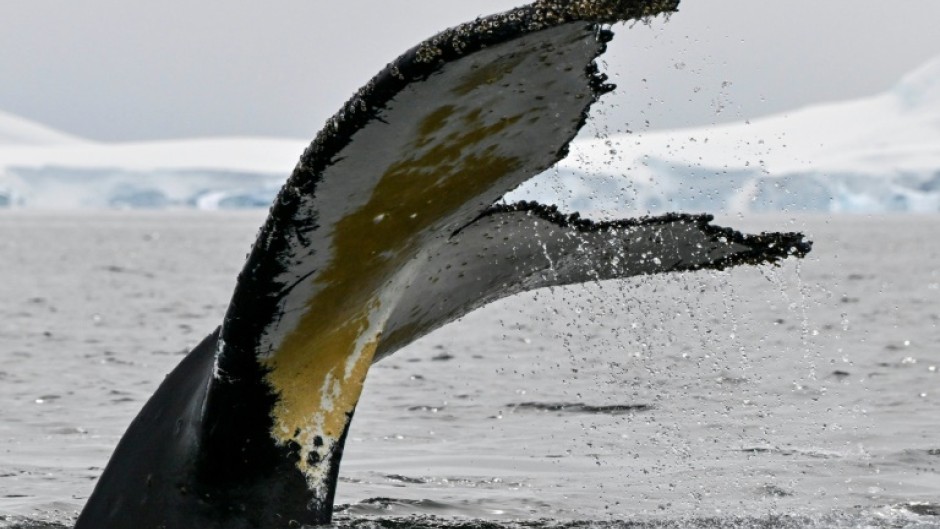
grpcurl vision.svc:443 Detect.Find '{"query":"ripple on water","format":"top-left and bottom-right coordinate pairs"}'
top-left (3, 481), bottom-right (939, 528)
top-left (5, 512), bottom-right (940, 529)
top-left (326, 510), bottom-right (940, 528)
top-left (900, 502), bottom-right (940, 517)
top-left (506, 402), bottom-right (652, 415)
top-left (382, 474), bottom-right (428, 484)
top-left (0, 518), bottom-right (68, 529)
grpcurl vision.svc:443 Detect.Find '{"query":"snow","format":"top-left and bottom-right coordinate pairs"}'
top-left (0, 137), bottom-right (305, 173)
top-left (2, 54), bottom-right (939, 211)
top-left (0, 110), bottom-right (88, 147)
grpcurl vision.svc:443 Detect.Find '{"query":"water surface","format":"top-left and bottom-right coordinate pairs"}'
top-left (0, 212), bottom-right (937, 528)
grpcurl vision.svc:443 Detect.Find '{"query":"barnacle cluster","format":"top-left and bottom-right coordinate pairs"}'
top-left (532, 0), bottom-right (680, 25)
top-left (414, 0), bottom-right (678, 64)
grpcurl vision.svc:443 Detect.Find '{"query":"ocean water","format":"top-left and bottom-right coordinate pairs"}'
top-left (0, 212), bottom-right (937, 528)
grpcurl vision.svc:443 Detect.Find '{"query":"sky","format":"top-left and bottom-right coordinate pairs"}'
top-left (3, 1), bottom-right (940, 142)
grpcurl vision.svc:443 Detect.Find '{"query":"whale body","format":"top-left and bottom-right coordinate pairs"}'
top-left (74, 1), bottom-right (810, 527)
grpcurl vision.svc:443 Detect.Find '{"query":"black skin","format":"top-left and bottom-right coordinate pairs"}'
top-left (75, 328), bottom-right (354, 528)
top-left (73, 330), bottom-right (347, 528)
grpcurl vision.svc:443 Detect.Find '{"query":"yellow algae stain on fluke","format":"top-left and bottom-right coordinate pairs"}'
top-left (261, 101), bottom-right (525, 485)
top-left (263, 304), bottom-right (379, 485)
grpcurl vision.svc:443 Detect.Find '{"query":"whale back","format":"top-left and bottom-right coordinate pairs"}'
top-left (75, 331), bottom-right (218, 527)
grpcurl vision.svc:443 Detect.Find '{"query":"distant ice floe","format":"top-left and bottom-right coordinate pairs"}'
top-left (1, 166), bottom-right (284, 210)
top-left (2, 55), bottom-right (939, 212)
top-left (0, 135), bottom-right (304, 210)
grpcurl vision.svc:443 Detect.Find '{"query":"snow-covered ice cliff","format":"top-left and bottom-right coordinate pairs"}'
top-left (516, 55), bottom-right (940, 214)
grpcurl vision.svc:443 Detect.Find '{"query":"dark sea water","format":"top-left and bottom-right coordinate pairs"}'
top-left (0, 212), bottom-right (938, 528)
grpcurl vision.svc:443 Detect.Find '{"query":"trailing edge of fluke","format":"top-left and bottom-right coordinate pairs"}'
top-left (74, 1), bottom-right (810, 528)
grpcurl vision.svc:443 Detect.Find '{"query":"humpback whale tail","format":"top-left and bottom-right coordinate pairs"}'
top-left (75, 1), bottom-right (810, 527)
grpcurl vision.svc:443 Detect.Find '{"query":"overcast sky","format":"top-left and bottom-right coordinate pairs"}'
top-left (3, 1), bottom-right (940, 142)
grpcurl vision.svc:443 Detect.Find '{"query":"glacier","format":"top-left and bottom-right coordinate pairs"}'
top-left (1, 54), bottom-right (939, 212)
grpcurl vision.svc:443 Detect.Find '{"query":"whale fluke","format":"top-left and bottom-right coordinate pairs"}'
top-left (377, 204), bottom-right (808, 358)
top-left (75, 1), bottom-right (810, 527)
